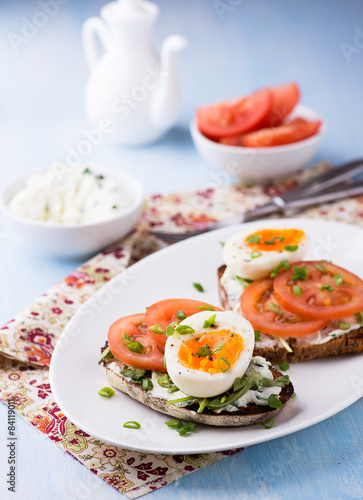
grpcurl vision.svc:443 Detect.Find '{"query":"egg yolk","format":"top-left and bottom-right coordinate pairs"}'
top-left (246, 228), bottom-right (305, 252)
top-left (178, 330), bottom-right (243, 374)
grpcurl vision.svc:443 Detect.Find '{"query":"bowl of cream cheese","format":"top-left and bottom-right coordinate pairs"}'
top-left (1, 165), bottom-right (144, 259)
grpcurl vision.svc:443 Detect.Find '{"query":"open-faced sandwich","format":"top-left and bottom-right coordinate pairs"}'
top-left (99, 299), bottom-right (294, 427)
top-left (219, 227), bottom-right (363, 363)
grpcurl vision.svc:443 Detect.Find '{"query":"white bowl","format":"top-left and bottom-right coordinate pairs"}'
top-left (190, 104), bottom-right (325, 183)
top-left (1, 165), bottom-right (145, 259)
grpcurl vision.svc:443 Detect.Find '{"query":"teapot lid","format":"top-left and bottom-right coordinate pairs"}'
top-left (101, 0), bottom-right (159, 21)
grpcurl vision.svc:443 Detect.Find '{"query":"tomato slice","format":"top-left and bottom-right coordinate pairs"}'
top-left (197, 89), bottom-right (273, 140)
top-left (262, 82), bottom-right (300, 127)
top-left (240, 278), bottom-right (329, 337)
top-left (274, 261), bottom-right (363, 320)
top-left (241, 118), bottom-right (321, 148)
top-left (145, 299), bottom-right (223, 347)
top-left (108, 313), bottom-right (166, 372)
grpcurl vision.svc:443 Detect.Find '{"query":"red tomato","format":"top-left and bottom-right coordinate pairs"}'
top-left (240, 278), bottom-right (329, 337)
top-left (262, 82), bottom-right (300, 127)
top-left (108, 313), bottom-right (166, 372)
top-left (274, 261), bottom-right (363, 320)
top-left (197, 89), bottom-right (273, 140)
top-left (241, 118), bottom-right (321, 148)
top-left (145, 299), bottom-right (223, 347)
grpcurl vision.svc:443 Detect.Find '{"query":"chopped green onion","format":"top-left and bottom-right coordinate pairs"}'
top-left (314, 263), bottom-right (327, 274)
top-left (123, 421), bottom-right (141, 429)
top-left (339, 322), bottom-right (351, 330)
top-left (291, 392), bottom-right (297, 400)
top-left (98, 346), bottom-right (114, 365)
top-left (356, 310), bottom-right (363, 326)
top-left (279, 336), bottom-right (293, 352)
top-left (251, 251), bottom-right (262, 259)
top-left (163, 353), bottom-right (167, 368)
top-left (97, 174), bottom-right (104, 180)
top-left (320, 284), bottom-right (334, 292)
top-left (193, 282), bottom-right (204, 292)
top-left (254, 330), bottom-right (261, 342)
top-left (220, 241), bottom-right (225, 247)
top-left (157, 373), bottom-right (172, 389)
top-left (166, 322), bottom-right (178, 337)
top-left (196, 346), bottom-right (212, 357)
top-left (291, 265), bottom-right (309, 281)
top-left (277, 360), bottom-right (290, 371)
top-left (212, 342), bottom-right (225, 354)
top-left (284, 245), bottom-right (298, 252)
top-left (175, 324), bottom-right (195, 335)
top-left (293, 285), bottom-right (302, 296)
top-left (165, 396), bottom-right (195, 405)
top-left (197, 398), bottom-right (209, 414)
top-left (149, 324), bottom-right (165, 335)
top-left (112, 205), bottom-right (118, 209)
top-left (203, 314), bottom-right (217, 328)
top-left (334, 273), bottom-right (343, 286)
top-left (98, 387), bottom-right (115, 398)
top-left (270, 260), bottom-right (290, 278)
top-left (198, 304), bottom-right (215, 311)
top-left (176, 310), bottom-right (186, 320)
top-left (126, 341), bottom-right (144, 354)
top-left (219, 357), bottom-right (230, 373)
top-left (264, 239), bottom-right (276, 245)
top-left (272, 236), bottom-right (285, 242)
top-left (142, 379), bottom-right (153, 391)
top-left (123, 333), bottom-right (134, 345)
top-left (269, 303), bottom-right (283, 316)
top-left (261, 418), bottom-right (275, 429)
top-left (268, 394), bottom-right (283, 409)
top-left (247, 235), bottom-right (262, 244)
top-left (83, 167), bottom-right (91, 174)
top-left (178, 421), bottom-right (197, 436)
top-left (165, 419), bottom-right (183, 429)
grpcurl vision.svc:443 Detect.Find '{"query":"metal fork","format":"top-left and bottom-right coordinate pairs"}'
top-left (149, 159), bottom-right (363, 243)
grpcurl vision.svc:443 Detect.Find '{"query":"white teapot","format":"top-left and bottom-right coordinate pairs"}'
top-left (82, 0), bottom-right (188, 146)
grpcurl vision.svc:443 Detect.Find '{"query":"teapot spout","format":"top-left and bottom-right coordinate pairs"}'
top-left (150, 35), bottom-right (188, 130)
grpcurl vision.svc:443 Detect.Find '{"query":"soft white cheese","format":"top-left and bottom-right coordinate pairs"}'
top-left (8, 166), bottom-right (133, 224)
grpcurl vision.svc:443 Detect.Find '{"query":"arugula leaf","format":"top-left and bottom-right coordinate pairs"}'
top-left (268, 394), bottom-right (283, 408)
top-left (142, 379), bottom-right (153, 391)
top-left (120, 366), bottom-right (147, 383)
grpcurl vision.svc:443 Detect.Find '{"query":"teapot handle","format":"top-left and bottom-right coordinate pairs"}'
top-left (82, 17), bottom-right (108, 71)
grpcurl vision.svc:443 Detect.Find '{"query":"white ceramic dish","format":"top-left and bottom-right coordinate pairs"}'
top-left (190, 104), bottom-right (325, 183)
top-left (49, 219), bottom-right (363, 454)
top-left (1, 165), bottom-right (144, 259)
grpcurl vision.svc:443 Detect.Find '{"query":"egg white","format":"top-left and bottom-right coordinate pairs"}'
top-left (223, 227), bottom-right (308, 280)
top-left (164, 311), bottom-right (254, 398)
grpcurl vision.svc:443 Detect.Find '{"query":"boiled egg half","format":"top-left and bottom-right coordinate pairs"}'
top-left (164, 311), bottom-right (254, 398)
top-left (224, 227), bottom-right (308, 280)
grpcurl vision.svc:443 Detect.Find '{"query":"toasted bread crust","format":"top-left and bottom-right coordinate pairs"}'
top-left (103, 362), bottom-right (294, 427)
top-left (218, 265), bottom-right (363, 364)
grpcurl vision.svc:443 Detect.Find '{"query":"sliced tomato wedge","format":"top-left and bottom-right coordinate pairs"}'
top-left (240, 278), bottom-right (329, 337)
top-left (108, 313), bottom-right (166, 372)
top-left (262, 82), bottom-right (300, 127)
top-left (241, 118), bottom-right (321, 148)
top-left (197, 89), bottom-right (273, 140)
top-left (274, 261), bottom-right (363, 320)
top-left (145, 299), bottom-right (223, 347)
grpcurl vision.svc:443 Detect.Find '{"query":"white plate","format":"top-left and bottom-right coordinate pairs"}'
top-left (50, 219), bottom-right (363, 454)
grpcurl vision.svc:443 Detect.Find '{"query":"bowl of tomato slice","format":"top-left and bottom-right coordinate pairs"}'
top-left (190, 82), bottom-right (325, 183)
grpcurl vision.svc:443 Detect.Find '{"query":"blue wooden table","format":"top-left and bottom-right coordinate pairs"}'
top-left (0, 1), bottom-right (362, 499)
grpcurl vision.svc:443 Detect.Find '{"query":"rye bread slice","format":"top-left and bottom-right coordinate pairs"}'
top-left (218, 264), bottom-right (363, 364)
top-left (103, 359), bottom-right (294, 427)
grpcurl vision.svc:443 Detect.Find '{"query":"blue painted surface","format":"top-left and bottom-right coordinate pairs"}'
top-left (0, 0), bottom-right (362, 498)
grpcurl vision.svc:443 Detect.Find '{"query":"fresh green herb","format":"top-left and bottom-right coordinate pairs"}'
top-left (220, 241), bottom-right (225, 248)
top-left (264, 239), bottom-right (276, 245)
top-left (157, 373), bottom-right (179, 392)
top-left (269, 303), bottom-right (283, 316)
top-left (165, 396), bottom-right (195, 405)
top-left (314, 263), bottom-right (327, 274)
top-left (112, 205), bottom-right (118, 209)
top-left (219, 357), bottom-right (231, 373)
top-left (291, 392), bottom-right (297, 400)
top-left (123, 421), bottom-right (141, 429)
top-left (284, 245), bottom-right (298, 252)
top-left (251, 251), bottom-right (262, 259)
top-left (82, 167), bottom-right (92, 174)
top-left (176, 310), bottom-right (186, 321)
top-left (293, 285), bottom-right (302, 296)
top-left (277, 360), bottom-right (290, 371)
top-left (261, 418), bottom-right (275, 429)
top-left (97, 174), bottom-right (104, 180)
top-left (320, 284), bottom-right (334, 292)
top-left (98, 346), bottom-right (114, 365)
top-left (149, 324), bottom-right (165, 335)
top-left (270, 260), bottom-right (290, 278)
top-left (197, 398), bottom-right (209, 414)
top-left (254, 330), bottom-right (261, 342)
top-left (291, 265), bottom-right (309, 281)
top-left (268, 394), bottom-right (283, 409)
top-left (234, 276), bottom-right (253, 289)
top-left (334, 273), bottom-right (343, 286)
top-left (279, 336), bottom-right (293, 353)
top-left (193, 282), bottom-right (204, 292)
top-left (198, 305), bottom-right (215, 311)
top-left (247, 235), bottom-right (262, 244)
top-left (166, 321), bottom-right (178, 337)
top-left (175, 324), bottom-right (195, 335)
top-left (165, 419), bottom-right (183, 429)
top-left (272, 236), bottom-right (285, 242)
top-left (142, 379), bottom-right (153, 391)
top-left (196, 346), bottom-right (212, 357)
top-left (212, 342), bottom-right (225, 354)
top-left (178, 421), bottom-right (197, 436)
top-left (203, 314), bottom-right (217, 328)
top-left (98, 387), bottom-right (115, 398)
top-left (120, 366), bottom-right (147, 382)
top-left (260, 375), bottom-right (290, 388)
top-left (339, 322), bottom-right (351, 330)
top-left (126, 341), bottom-right (144, 354)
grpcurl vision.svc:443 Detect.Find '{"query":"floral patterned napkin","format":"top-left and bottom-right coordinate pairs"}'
top-left (1, 161), bottom-right (363, 497)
